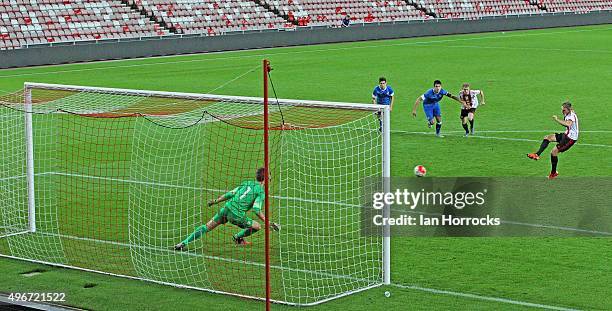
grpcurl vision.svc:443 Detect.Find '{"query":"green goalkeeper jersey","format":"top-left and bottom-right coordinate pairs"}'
top-left (222, 180), bottom-right (265, 218)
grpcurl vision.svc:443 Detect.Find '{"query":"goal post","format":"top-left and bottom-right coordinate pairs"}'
top-left (263, 59), bottom-right (272, 310)
top-left (0, 73), bottom-right (391, 305)
top-left (382, 102), bottom-right (391, 285)
top-left (25, 85), bottom-right (36, 234)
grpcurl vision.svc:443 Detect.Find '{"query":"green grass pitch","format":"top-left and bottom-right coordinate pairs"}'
top-left (0, 24), bottom-right (611, 310)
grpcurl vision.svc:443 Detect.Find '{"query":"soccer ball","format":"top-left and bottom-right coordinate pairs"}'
top-left (414, 165), bottom-right (426, 177)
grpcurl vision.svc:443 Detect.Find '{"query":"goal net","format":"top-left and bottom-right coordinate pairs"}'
top-left (0, 81), bottom-right (389, 305)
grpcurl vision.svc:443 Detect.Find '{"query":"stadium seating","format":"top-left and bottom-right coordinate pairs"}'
top-left (259, 0), bottom-right (430, 27)
top-left (539, 0), bottom-right (612, 13)
top-left (410, 0), bottom-right (542, 19)
top-left (2, 0), bottom-right (608, 51)
top-left (127, 0), bottom-right (290, 35)
top-left (0, 0), bottom-right (168, 50)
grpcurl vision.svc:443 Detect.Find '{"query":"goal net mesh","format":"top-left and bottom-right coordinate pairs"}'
top-left (0, 85), bottom-right (384, 305)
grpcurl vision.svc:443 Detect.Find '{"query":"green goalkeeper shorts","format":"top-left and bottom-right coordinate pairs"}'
top-left (212, 207), bottom-right (253, 229)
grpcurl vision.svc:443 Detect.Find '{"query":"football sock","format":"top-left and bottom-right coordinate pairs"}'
top-left (462, 123), bottom-right (469, 134)
top-left (183, 225), bottom-right (208, 245)
top-left (551, 155), bottom-right (558, 173)
top-left (435, 123), bottom-right (442, 135)
top-left (536, 140), bottom-right (550, 155)
top-left (234, 228), bottom-right (258, 239)
top-left (469, 119), bottom-right (474, 131)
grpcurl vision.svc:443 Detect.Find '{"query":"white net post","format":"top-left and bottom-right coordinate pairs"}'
top-left (382, 106), bottom-right (391, 285)
top-left (0, 88), bottom-right (28, 239)
top-left (24, 85), bottom-right (36, 233)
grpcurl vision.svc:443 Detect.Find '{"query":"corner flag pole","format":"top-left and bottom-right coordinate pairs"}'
top-left (263, 59), bottom-right (272, 311)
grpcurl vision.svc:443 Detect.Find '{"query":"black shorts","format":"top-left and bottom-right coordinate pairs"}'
top-left (555, 133), bottom-right (576, 153)
top-left (460, 108), bottom-right (476, 118)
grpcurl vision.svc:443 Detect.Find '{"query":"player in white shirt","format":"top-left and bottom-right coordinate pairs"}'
top-left (458, 83), bottom-right (485, 136)
top-left (527, 102), bottom-right (579, 179)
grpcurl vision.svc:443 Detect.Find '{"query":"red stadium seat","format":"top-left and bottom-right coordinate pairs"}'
top-left (2, 0), bottom-right (608, 49)
top-left (0, 0), bottom-right (170, 48)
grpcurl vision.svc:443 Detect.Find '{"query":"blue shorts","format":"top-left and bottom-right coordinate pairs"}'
top-left (423, 103), bottom-right (441, 121)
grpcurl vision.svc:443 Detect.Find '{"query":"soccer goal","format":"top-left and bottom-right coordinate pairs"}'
top-left (0, 62), bottom-right (390, 306)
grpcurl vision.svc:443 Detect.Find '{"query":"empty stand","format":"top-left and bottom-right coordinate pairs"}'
top-left (0, 0), bottom-right (169, 50)
top-left (409, 0), bottom-right (542, 19)
top-left (261, 0), bottom-right (430, 27)
top-left (1, 0), bottom-right (607, 51)
top-left (128, 0), bottom-right (290, 35)
top-left (539, 0), bottom-right (612, 13)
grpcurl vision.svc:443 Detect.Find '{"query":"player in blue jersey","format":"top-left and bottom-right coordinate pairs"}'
top-left (372, 76), bottom-right (395, 110)
top-left (412, 80), bottom-right (466, 137)
top-left (372, 76), bottom-right (394, 131)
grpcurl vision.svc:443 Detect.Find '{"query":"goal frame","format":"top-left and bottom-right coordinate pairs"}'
top-left (1, 76), bottom-right (391, 306)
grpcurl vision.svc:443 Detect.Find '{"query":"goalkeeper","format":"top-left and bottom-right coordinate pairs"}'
top-left (174, 167), bottom-right (279, 250)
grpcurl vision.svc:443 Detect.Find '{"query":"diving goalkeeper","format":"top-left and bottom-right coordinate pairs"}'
top-left (174, 167), bottom-right (279, 250)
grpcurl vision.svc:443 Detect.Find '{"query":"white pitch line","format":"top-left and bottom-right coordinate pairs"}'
top-left (4, 172), bottom-right (604, 308)
top-left (3, 170), bottom-right (610, 235)
top-left (427, 44), bottom-right (612, 53)
top-left (0, 171), bottom-right (55, 182)
top-left (392, 130), bottom-right (612, 148)
top-left (15, 232), bottom-right (582, 310)
top-left (501, 219), bottom-right (611, 236)
top-left (0, 174), bottom-right (27, 181)
top-left (0, 27), bottom-right (609, 78)
top-left (0, 230), bottom-right (30, 239)
top-left (23, 171), bottom-right (612, 236)
top-left (397, 208), bottom-right (611, 236)
top-left (404, 130), bottom-right (612, 134)
top-left (0, 252), bottom-right (318, 306)
top-left (390, 283), bottom-right (580, 311)
top-left (40, 232), bottom-right (358, 281)
top-left (50, 172), bottom-right (208, 191)
top-left (47, 172), bottom-right (346, 207)
top-left (461, 135), bottom-right (612, 148)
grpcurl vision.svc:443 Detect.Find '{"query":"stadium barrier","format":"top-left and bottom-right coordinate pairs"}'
top-left (0, 11), bottom-right (610, 68)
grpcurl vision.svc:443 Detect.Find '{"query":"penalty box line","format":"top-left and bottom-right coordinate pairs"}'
top-left (392, 130), bottom-right (612, 148)
top-left (2, 175), bottom-right (592, 310)
top-left (2, 171), bottom-right (607, 235)
top-left (398, 130), bottom-right (612, 134)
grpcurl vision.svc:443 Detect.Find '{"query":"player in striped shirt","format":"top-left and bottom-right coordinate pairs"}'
top-left (458, 83), bottom-right (486, 136)
top-left (174, 168), bottom-right (279, 250)
top-left (527, 102), bottom-right (579, 179)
